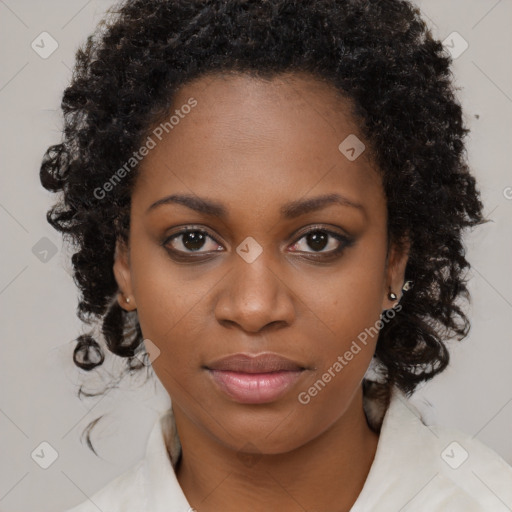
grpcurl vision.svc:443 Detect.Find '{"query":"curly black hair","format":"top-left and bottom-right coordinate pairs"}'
top-left (40, 0), bottom-right (485, 413)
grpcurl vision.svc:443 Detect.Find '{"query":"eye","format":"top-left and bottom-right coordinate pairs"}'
top-left (289, 227), bottom-right (353, 258)
top-left (162, 225), bottom-right (353, 262)
top-left (163, 227), bottom-right (223, 257)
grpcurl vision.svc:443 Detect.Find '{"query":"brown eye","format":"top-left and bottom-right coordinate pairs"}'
top-left (180, 231), bottom-right (207, 251)
top-left (305, 231), bottom-right (329, 251)
top-left (289, 228), bottom-right (352, 255)
top-left (164, 229), bottom-right (223, 255)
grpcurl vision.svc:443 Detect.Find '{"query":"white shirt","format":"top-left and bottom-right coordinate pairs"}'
top-left (65, 387), bottom-right (512, 511)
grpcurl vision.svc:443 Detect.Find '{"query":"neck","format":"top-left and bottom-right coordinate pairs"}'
top-left (173, 387), bottom-right (379, 512)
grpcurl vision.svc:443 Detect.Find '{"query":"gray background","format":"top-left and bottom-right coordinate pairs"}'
top-left (0, 1), bottom-right (511, 510)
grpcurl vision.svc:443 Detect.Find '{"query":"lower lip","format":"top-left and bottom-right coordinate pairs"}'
top-left (207, 369), bottom-right (304, 404)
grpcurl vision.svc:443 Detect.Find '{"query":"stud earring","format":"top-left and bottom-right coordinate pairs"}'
top-left (125, 296), bottom-right (131, 304)
top-left (388, 290), bottom-right (397, 301)
top-left (402, 280), bottom-right (413, 292)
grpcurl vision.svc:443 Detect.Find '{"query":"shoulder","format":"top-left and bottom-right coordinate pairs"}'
top-left (427, 417), bottom-right (512, 510)
top-left (61, 407), bottom-right (189, 512)
top-left (353, 388), bottom-right (512, 511)
top-left (63, 459), bottom-right (147, 512)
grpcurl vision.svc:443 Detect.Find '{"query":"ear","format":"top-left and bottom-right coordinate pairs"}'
top-left (381, 236), bottom-right (410, 311)
top-left (113, 239), bottom-right (137, 311)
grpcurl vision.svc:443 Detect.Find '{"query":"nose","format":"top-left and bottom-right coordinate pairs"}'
top-left (214, 253), bottom-right (296, 334)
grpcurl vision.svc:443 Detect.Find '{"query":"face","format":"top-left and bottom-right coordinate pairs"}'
top-left (113, 72), bottom-right (408, 455)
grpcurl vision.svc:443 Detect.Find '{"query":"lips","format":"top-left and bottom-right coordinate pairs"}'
top-left (206, 353), bottom-right (305, 373)
top-left (205, 353), bottom-right (306, 404)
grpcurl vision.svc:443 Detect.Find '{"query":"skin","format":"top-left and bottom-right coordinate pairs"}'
top-left (113, 72), bottom-right (409, 512)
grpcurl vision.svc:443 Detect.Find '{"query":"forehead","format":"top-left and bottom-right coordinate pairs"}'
top-left (133, 72), bottom-right (384, 219)
top-left (160, 71), bottom-right (367, 157)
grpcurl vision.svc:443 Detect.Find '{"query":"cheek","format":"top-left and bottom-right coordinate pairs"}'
top-left (137, 300), bottom-right (209, 407)
top-left (292, 234), bottom-right (387, 405)
top-left (127, 235), bottom-right (212, 374)
top-left (297, 232), bottom-right (388, 345)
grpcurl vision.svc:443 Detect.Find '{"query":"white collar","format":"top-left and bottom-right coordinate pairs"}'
top-left (140, 386), bottom-right (510, 511)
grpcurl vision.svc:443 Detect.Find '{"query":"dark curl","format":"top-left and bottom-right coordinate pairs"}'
top-left (40, 0), bottom-right (485, 405)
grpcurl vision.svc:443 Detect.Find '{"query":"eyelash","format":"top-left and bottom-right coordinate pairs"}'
top-left (162, 225), bottom-right (354, 263)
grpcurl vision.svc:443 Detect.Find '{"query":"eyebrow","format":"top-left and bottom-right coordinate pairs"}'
top-left (146, 192), bottom-right (365, 219)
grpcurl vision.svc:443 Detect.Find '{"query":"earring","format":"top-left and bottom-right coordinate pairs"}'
top-left (388, 290), bottom-right (397, 301)
top-left (125, 296), bottom-right (131, 304)
top-left (402, 280), bottom-right (413, 292)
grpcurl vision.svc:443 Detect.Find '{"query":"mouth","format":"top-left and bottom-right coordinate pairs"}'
top-left (204, 353), bottom-right (307, 404)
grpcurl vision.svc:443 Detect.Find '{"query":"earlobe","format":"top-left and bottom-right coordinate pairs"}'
top-left (113, 239), bottom-right (136, 310)
top-left (382, 237), bottom-right (411, 310)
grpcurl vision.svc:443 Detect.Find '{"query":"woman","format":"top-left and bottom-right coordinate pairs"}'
top-left (40, 0), bottom-right (512, 510)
